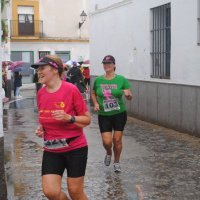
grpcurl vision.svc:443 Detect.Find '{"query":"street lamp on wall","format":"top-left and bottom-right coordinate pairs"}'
top-left (79, 10), bottom-right (87, 29)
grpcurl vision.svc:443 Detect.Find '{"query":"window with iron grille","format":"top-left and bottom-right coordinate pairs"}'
top-left (150, 3), bottom-right (171, 79)
top-left (55, 51), bottom-right (71, 63)
top-left (39, 51), bottom-right (50, 59)
top-left (198, 0), bottom-right (200, 45)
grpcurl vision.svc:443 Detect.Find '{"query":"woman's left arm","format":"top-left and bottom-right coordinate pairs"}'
top-left (123, 89), bottom-right (133, 100)
top-left (72, 111), bottom-right (91, 128)
top-left (52, 110), bottom-right (91, 128)
top-left (122, 77), bottom-right (133, 101)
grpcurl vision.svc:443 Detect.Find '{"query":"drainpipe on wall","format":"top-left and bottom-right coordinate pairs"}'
top-left (0, 1), bottom-right (8, 198)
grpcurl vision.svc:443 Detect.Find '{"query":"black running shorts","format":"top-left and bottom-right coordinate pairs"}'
top-left (98, 111), bottom-right (127, 133)
top-left (42, 146), bottom-right (88, 178)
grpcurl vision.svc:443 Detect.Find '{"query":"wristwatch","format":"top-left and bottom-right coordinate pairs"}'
top-left (70, 116), bottom-right (76, 123)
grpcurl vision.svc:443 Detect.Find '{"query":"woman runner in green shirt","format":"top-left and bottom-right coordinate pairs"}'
top-left (92, 55), bottom-right (132, 172)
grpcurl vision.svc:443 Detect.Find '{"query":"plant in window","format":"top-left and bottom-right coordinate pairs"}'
top-left (1, 0), bottom-right (5, 11)
top-left (1, 20), bottom-right (8, 43)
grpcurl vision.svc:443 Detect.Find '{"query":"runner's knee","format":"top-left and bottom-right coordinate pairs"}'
top-left (43, 187), bottom-right (61, 199)
top-left (103, 141), bottom-right (112, 149)
top-left (113, 137), bottom-right (122, 146)
top-left (68, 186), bottom-right (83, 199)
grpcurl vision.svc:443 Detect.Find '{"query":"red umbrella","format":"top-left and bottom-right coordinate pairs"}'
top-left (8, 61), bottom-right (29, 70)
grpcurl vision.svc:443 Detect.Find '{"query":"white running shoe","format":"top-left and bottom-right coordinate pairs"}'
top-left (104, 154), bottom-right (111, 166)
top-left (114, 162), bottom-right (121, 173)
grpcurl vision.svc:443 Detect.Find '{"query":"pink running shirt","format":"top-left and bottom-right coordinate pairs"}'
top-left (37, 81), bottom-right (88, 153)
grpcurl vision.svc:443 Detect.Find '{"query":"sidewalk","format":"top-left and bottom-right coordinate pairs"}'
top-left (21, 83), bottom-right (35, 90)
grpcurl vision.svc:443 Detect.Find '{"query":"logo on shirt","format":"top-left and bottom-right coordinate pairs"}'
top-left (102, 89), bottom-right (112, 100)
top-left (54, 101), bottom-right (65, 109)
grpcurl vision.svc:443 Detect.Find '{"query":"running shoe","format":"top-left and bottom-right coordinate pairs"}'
top-left (114, 162), bottom-right (121, 173)
top-left (104, 154), bottom-right (111, 166)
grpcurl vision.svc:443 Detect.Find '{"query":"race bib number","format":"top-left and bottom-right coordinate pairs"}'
top-left (103, 99), bottom-right (120, 112)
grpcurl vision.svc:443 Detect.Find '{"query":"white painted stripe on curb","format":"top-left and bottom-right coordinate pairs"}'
top-left (3, 98), bottom-right (26, 110)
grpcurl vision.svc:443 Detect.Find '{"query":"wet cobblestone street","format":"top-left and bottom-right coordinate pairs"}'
top-left (3, 91), bottom-right (200, 200)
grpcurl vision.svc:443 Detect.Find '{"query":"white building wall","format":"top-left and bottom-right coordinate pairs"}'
top-left (90, 0), bottom-right (200, 86)
top-left (11, 42), bottom-right (89, 63)
top-left (90, 0), bottom-right (133, 77)
top-left (40, 0), bottom-right (89, 38)
top-left (171, 0), bottom-right (200, 85)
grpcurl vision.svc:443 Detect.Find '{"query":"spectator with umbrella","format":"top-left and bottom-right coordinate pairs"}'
top-left (9, 61), bottom-right (27, 99)
top-left (13, 71), bottom-right (22, 99)
top-left (8, 61), bottom-right (33, 98)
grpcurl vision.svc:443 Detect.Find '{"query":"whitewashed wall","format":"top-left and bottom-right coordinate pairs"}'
top-left (40, 0), bottom-right (89, 39)
top-left (11, 42), bottom-right (89, 63)
top-left (90, 0), bottom-right (200, 86)
top-left (90, 0), bottom-right (133, 77)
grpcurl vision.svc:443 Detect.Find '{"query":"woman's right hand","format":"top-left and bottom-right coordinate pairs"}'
top-left (94, 103), bottom-right (100, 111)
top-left (91, 92), bottom-right (100, 112)
top-left (35, 125), bottom-right (45, 138)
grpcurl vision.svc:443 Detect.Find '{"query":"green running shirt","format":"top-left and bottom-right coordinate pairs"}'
top-left (93, 74), bottom-right (130, 116)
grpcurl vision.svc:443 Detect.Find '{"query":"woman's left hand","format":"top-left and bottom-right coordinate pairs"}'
top-left (52, 110), bottom-right (71, 122)
top-left (123, 89), bottom-right (133, 100)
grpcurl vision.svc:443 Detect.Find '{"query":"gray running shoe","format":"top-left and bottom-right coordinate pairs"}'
top-left (104, 154), bottom-right (111, 166)
top-left (114, 162), bottom-right (121, 173)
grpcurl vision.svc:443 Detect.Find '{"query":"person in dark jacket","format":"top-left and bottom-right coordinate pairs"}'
top-left (14, 72), bottom-right (22, 99)
top-left (33, 71), bottom-right (42, 92)
top-left (67, 62), bottom-right (87, 93)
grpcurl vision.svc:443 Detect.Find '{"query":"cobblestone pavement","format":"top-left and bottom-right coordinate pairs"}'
top-left (3, 90), bottom-right (200, 200)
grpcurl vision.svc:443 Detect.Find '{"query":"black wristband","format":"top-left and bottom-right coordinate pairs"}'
top-left (70, 116), bottom-right (76, 123)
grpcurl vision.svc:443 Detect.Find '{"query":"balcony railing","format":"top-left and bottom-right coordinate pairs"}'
top-left (10, 20), bottom-right (43, 37)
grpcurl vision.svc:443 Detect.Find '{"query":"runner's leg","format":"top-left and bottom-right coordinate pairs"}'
top-left (67, 176), bottom-right (88, 200)
top-left (102, 132), bottom-right (113, 156)
top-left (42, 174), bottom-right (69, 200)
top-left (113, 131), bottom-right (123, 163)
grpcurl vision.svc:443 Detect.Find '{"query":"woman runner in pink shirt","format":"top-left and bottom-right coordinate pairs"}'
top-left (31, 55), bottom-right (90, 200)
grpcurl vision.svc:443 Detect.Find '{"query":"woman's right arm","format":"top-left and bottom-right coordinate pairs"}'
top-left (35, 124), bottom-right (45, 138)
top-left (91, 91), bottom-right (100, 111)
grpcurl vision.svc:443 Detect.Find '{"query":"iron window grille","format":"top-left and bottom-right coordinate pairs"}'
top-left (39, 51), bottom-right (50, 59)
top-left (55, 51), bottom-right (71, 63)
top-left (150, 3), bottom-right (171, 79)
